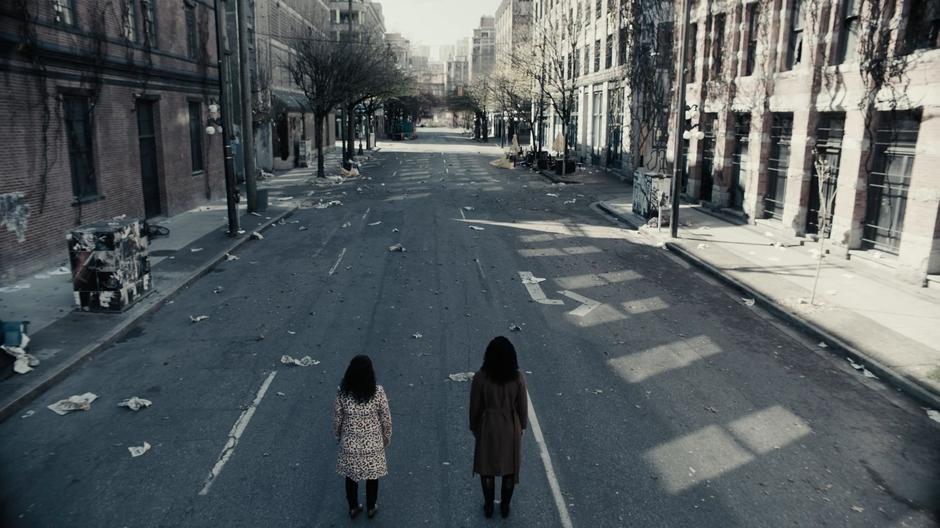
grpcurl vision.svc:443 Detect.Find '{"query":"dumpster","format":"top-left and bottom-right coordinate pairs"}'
top-left (67, 218), bottom-right (152, 313)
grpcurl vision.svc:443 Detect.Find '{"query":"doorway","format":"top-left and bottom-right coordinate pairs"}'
top-left (136, 100), bottom-right (162, 219)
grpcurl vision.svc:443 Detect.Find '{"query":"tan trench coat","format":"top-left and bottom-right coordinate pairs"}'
top-left (469, 371), bottom-right (528, 483)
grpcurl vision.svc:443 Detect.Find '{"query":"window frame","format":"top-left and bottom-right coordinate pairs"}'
top-left (744, 3), bottom-right (759, 76)
top-left (51, 0), bottom-right (76, 27)
top-left (188, 101), bottom-right (205, 175)
top-left (63, 94), bottom-right (99, 202)
top-left (184, 1), bottom-right (199, 59)
top-left (142, 0), bottom-right (158, 49)
top-left (785, 0), bottom-right (804, 70)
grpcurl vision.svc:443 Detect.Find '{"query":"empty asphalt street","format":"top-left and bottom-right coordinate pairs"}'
top-left (1, 129), bottom-right (937, 527)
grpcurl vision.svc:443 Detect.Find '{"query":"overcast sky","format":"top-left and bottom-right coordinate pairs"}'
top-left (379, 0), bottom-right (503, 59)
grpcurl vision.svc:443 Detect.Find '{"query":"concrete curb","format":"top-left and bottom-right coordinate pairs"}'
top-left (0, 208), bottom-right (297, 423)
top-left (538, 169), bottom-right (583, 185)
top-left (596, 200), bottom-right (940, 410)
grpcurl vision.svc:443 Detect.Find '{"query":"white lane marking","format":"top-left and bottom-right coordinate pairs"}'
top-left (361, 207), bottom-right (371, 223)
top-left (527, 390), bottom-right (574, 528)
top-left (199, 371), bottom-right (278, 496)
top-left (518, 271), bottom-right (564, 305)
top-left (459, 208), bottom-right (467, 220)
top-left (328, 248), bottom-right (347, 276)
top-left (557, 290), bottom-right (601, 317)
top-left (474, 258), bottom-right (486, 281)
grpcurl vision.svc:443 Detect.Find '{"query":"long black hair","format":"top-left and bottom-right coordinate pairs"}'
top-left (340, 355), bottom-right (377, 403)
top-left (481, 336), bottom-right (519, 384)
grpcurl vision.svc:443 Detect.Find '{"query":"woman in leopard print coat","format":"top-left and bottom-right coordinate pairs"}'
top-left (333, 355), bottom-right (392, 519)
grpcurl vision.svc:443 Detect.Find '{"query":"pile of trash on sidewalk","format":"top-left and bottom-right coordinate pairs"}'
top-left (1, 320), bottom-right (37, 375)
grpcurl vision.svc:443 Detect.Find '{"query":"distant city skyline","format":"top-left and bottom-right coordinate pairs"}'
top-left (379, 0), bottom-right (502, 60)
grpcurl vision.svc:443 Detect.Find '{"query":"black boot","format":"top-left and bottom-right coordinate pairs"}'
top-left (481, 476), bottom-right (495, 518)
top-left (500, 475), bottom-right (515, 518)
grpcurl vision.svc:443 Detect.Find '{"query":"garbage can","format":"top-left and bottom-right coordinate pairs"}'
top-left (67, 218), bottom-right (152, 313)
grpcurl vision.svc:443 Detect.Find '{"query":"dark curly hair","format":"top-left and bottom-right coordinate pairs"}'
top-left (481, 336), bottom-right (519, 384)
top-left (340, 355), bottom-right (377, 403)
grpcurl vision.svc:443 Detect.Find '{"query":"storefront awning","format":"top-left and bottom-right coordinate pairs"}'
top-left (272, 89), bottom-right (312, 113)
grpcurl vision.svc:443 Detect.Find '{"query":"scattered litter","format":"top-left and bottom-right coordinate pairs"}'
top-left (388, 243), bottom-right (406, 252)
top-left (21, 410), bottom-right (34, 418)
top-left (741, 298), bottom-right (755, 307)
top-left (342, 222), bottom-right (352, 228)
top-left (368, 221), bottom-right (383, 226)
top-left (190, 247), bottom-right (204, 253)
top-left (563, 199), bottom-right (576, 205)
top-left (509, 324), bottom-right (522, 332)
top-left (463, 206), bottom-right (475, 211)
top-left (392, 228), bottom-right (399, 233)
top-left (546, 193), bottom-right (559, 197)
top-left (704, 406), bottom-right (718, 414)
top-left (190, 315), bottom-right (209, 323)
top-left (280, 355), bottom-right (320, 367)
top-left (213, 286), bottom-right (224, 294)
top-left (287, 330), bottom-right (296, 335)
top-left (225, 253), bottom-right (240, 261)
top-left (846, 358), bottom-right (878, 379)
top-left (276, 391), bottom-right (286, 398)
top-left (2, 334), bottom-right (38, 374)
top-left (298, 226), bottom-right (308, 231)
top-left (927, 409), bottom-right (940, 423)
top-left (521, 275), bottom-right (546, 285)
top-left (49, 266), bottom-right (71, 276)
top-left (312, 200), bottom-right (343, 209)
top-left (250, 212), bottom-right (262, 217)
top-left (592, 389), bottom-right (604, 395)
top-left (48, 392), bottom-right (98, 415)
top-left (850, 506), bottom-right (864, 513)
top-left (250, 232), bottom-right (264, 240)
top-left (442, 461), bottom-right (451, 466)
top-left (448, 372), bottom-right (475, 382)
top-left (118, 397), bottom-right (153, 411)
top-left (468, 226), bottom-right (485, 231)
top-left (412, 333), bottom-right (423, 339)
top-left (128, 442), bottom-right (151, 457)
top-left (697, 243), bottom-right (710, 249)
top-left (818, 342), bottom-right (828, 349)
top-left (0, 283), bottom-right (30, 293)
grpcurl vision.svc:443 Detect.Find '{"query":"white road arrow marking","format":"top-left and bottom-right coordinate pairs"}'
top-left (518, 271), bottom-right (564, 305)
top-left (558, 290), bottom-right (601, 317)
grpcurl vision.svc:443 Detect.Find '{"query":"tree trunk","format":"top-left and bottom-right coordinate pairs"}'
top-left (315, 112), bottom-right (325, 178)
top-left (346, 102), bottom-right (355, 162)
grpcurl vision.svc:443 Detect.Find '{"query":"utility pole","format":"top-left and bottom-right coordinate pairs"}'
top-left (237, 0), bottom-right (257, 212)
top-left (346, 0), bottom-right (355, 164)
top-left (670, 0), bottom-right (692, 239)
top-left (214, 0), bottom-right (240, 236)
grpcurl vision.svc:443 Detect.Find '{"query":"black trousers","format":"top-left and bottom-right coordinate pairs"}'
top-left (480, 474), bottom-right (515, 505)
top-left (345, 477), bottom-right (378, 510)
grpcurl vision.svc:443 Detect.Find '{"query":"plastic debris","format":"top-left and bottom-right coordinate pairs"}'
top-left (521, 275), bottom-right (546, 285)
top-left (48, 392), bottom-right (98, 415)
top-left (741, 298), bottom-right (756, 307)
top-left (846, 358), bottom-right (878, 379)
top-left (818, 342), bottom-right (828, 349)
top-left (368, 221), bottom-right (382, 226)
top-left (280, 355), bottom-right (319, 367)
top-left (298, 226), bottom-right (308, 231)
top-left (392, 228), bottom-right (400, 233)
top-left (190, 315), bottom-right (209, 323)
top-left (21, 410), bottom-right (34, 418)
top-left (213, 286), bottom-right (224, 294)
top-left (927, 409), bottom-right (940, 423)
top-left (128, 442), bottom-right (151, 457)
top-left (287, 330), bottom-right (296, 335)
top-left (704, 406), bottom-right (718, 414)
top-left (118, 397), bottom-right (153, 411)
top-left (250, 232), bottom-right (264, 240)
top-left (563, 199), bottom-right (576, 205)
top-left (342, 222), bottom-right (352, 228)
top-left (2, 333), bottom-right (38, 374)
top-left (468, 226), bottom-right (485, 231)
top-left (850, 506), bottom-right (864, 513)
top-left (388, 243), bottom-right (406, 252)
top-left (250, 212), bottom-right (261, 217)
top-left (546, 193), bottom-right (559, 197)
top-left (412, 333), bottom-right (423, 339)
top-left (190, 248), bottom-right (204, 253)
top-left (697, 243), bottom-right (710, 249)
top-left (448, 372), bottom-right (475, 382)
top-left (463, 206), bottom-right (475, 211)
top-left (225, 253), bottom-right (239, 261)
top-left (509, 324), bottom-right (522, 332)
top-left (312, 200), bottom-right (343, 209)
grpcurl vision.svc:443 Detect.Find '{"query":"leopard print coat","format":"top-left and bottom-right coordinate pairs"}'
top-left (333, 386), bottom-right (392, 481)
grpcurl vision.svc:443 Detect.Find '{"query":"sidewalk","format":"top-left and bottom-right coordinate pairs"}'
top-left (0, 204), bottom-right (295, 421)
top-left (598, 194), bottom-right (940, 408)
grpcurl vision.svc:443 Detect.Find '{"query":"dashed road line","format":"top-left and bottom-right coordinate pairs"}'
top-left (328, 248), bottom-right (347, 276)
top-left (527, 390), bottom-right (574, 528)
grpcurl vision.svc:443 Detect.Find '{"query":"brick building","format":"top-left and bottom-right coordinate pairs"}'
top-left (0, 0), bottom-right (225, 282)
top-left (673, 0), bottom-right (940, 285)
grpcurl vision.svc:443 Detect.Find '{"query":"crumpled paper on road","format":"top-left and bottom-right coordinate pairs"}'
top-left (2, 333), bottom-right (38, 374)
top-left (468, 226), bottom-right (485, 231)
top-left (48, 392), bottom-right (98, 415)
top-left (521, 275), bottom-right (546, 285)
top-left (280, 355), bottom-right (320, 367)
top-left (846, 358), bottom-right (878, 379)
top-left (118, 397), bottom-right (153, 411)
top-left (312, 200), bottom-right (343, 209)
top-left (388, 243), bottom-right (406, 252)
top-left (128, 442), bottom-right (151, 457)
top-left (448, 372), bottom-right (475, 382)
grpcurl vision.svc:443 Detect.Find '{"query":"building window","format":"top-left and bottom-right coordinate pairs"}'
top-left (596, 0), bottom-right (602, 18)
top-left (121, 0), bottom-right (139, 42)
top-left (594, 39), bottom-right (601, 72)
top-left (63, 95), bottom-right (98, 201)
top-left (618, 26), bottom-right (628, 66)
top-left (584, 46), bottom-right (590, 75)
top-left (605, 34), bottom-right (613, 69)
top-left (687, 23), bottom-right (697, 82)
top-left (188, 102), bottom-right (204, 174)
top-left (905, 0), bottom-right (940, 51)
top-left (835, 0), bottom-right (860, 63)
top-left (142, 0), bottom-right (157, 48)
top-left (863, 111), bottom-right (921, 254)
top-left (711, 13), bottom-right (726, 79)
top-left (573, 47), bottom-right (580, 79)
top-left (592, 89), bottom-right (603, 155)
top-left (185, 1), bottom-right (198, 59)
top-left (764, 113), bottom-right (793, 220)
top-left (729, 112), bottom-right (751, 210)
top-left (785, 0), bottom-right (804, 70)
top-left (807, 113), bottom-right (845, 236)
top-left (656, 22), bottom-right (673, 69)
top-left (52, 0), bottom-right (76, 26)
top-left (744, 3), bottom-right (759, 75)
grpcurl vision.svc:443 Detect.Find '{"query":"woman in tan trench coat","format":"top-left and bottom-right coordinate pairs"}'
top-left (469, 336), bottom-right (528, 518)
